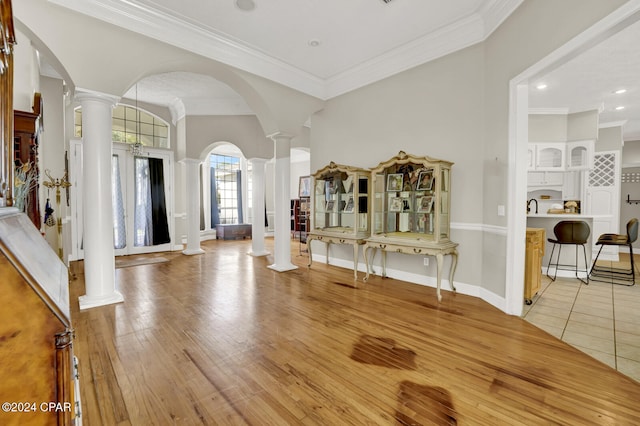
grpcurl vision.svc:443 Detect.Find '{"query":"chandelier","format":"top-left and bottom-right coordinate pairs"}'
top-left (129, 83), bottom-right (144, 156)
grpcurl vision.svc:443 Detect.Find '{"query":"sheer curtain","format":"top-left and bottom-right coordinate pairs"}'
top-left (112, 154), bottom-right (126, 249)
top-left (134, 157), bottom-right (153, 246)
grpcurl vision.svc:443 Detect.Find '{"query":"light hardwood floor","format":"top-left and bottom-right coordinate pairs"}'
top-left (70, 239), bottom-right (640, 425)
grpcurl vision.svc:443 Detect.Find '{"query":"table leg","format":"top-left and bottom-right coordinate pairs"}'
top-left (364, 246), bottom-right (372, 281)
top-left (326, 241), bottom-right (330, 265)
top-left (307, 237), bottom-right (313, 268)
top-left (436, 253), bottom-right (444, 302)
top-left (353, 244), bottom-right (359, 280)
top-left (449, 250), bottom-right (458, 292)
top-left (381, 250), bottom-right (387, 278)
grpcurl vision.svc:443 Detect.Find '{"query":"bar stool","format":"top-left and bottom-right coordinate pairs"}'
top-left (589, 218), bottom-right (638, 286)
top-left (546, 220), bottom-right (590, 285)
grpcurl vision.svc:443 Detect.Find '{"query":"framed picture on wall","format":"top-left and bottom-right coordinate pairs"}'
top-left (299, 175), bottom-right (311, 197)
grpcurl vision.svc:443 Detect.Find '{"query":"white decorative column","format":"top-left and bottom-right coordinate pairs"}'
top-left (76, 90), bottom-right (124, 310)
top-left (181, 158), bottom-right (204, 255)
top-left (248, 158), bottom-right (269, 257)
top-left (268, 133), bottom-right (297, 272)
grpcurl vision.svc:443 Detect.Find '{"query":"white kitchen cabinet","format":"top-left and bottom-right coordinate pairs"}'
top-left (535, 143), bottom-right (565, 171)
top-left (567, 140), bottom-right (594, 170)
top-left (528, 171), bottom-right (564, 187)
top-left (527, 145), bottom-right (536, 170)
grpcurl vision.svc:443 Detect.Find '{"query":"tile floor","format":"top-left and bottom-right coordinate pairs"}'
top-left (523, 253), bottom-right (640, 382)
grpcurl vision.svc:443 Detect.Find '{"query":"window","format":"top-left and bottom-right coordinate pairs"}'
top-left (211, 154), bottom-right (242, 225)
top-left (74, 104), bottom-right (170, 149)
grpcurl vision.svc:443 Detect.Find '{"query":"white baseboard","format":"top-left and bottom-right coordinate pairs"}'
top-left (310, 254), bottom-right (505, 311)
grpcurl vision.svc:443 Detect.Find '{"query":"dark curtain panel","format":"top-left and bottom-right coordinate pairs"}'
top-left (148, 157), bottom-right (170, 245)
top-left (211, 167), bottom-right (219, 226)
top-left (236, 170), bottom-right (243, 224)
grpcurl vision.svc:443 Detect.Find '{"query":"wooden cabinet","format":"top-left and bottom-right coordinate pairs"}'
top-left (363, 151), bottom-right (458, 301)
top-left (14, 100), bottom-right (42, 229)
top-left (525, 227), bottom-right (545, 304)
top-left (0, 209), bottom-right (78, 425)
top-left (307, 162), bottom-right (370, 278)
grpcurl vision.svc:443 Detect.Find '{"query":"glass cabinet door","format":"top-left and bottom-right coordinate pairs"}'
top-left (440, 168), bottom-right (450, 238)
top-left (369, 152), bottom-right (452, 244)
top-left (312, 167), bottom-right (370, 236)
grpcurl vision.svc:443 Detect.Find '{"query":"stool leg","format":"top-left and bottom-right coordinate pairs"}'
top-left (630, 245), bottom-right (636, 285)
top-left (580, 243), bottom-right (589, 285)
top-left (547, 243), bottom-right (561, 282)
top-left (589, 245), bottom-right (604, 277)
top-left (547, 243), bottom-right (557, 281)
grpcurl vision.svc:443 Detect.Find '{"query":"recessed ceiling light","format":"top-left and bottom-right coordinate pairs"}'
top-left (235, 0), bottom-right (255, 11)
top-left (615, 106), bottom-right (625, 110)
top-left (308, 39), bottom-right (321, 47)
top-left (614, 88), bottom-right (627, 94)
top-left (536, 83), bottom-right (547, 90)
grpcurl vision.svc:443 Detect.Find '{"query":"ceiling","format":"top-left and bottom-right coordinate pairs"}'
top-left (528, 18), bottom-right (640, 142)
top-left (51, 0), bottom-right (522, 99)
top-left (46, 0), bottom-right (640, 141)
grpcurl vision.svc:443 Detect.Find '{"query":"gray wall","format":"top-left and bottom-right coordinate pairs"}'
top-left (310, 0), bottom-right (629, 301)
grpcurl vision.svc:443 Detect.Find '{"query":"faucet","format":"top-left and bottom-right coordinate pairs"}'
top-left (527, 198), bottom-right (538, 214)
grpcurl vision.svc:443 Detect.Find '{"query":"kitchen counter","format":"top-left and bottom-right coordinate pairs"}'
top-left (527, 213), bottom-right (593, 218)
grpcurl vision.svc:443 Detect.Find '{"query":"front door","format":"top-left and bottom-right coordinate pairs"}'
top-left (70, 140), bottom-right (174, 259)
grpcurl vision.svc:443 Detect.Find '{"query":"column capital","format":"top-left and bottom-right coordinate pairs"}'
top-left (267, 132), bottom-right (295, 143)
top-left (248, 157), bottom-right (269, 165)
top-left (179, 158), bottom-right (203, 166)
top-left (75, 88), bottom-right (120, 106)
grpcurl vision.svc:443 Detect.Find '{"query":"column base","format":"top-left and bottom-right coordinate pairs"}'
top-left (248, 250), bottom-right (270, 257)
top-left (79, 291), bottom-right (124, 310)
top-left (268, 263), bottom-right (298, 272)
top-left (182, 248), bottom-right (205, 255)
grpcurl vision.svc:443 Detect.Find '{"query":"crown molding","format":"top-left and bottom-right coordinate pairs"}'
top-left (528, 108), bottom-right (570, 115)
top-left (50, 0), bottom-right (523, 100)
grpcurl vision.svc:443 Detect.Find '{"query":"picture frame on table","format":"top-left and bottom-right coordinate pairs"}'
top-left (416, 170), bottom-right (434, 191)
top-left (389, 197), bottom-right (403, 212)
top-left (417, 195), bottom-right (434, 213)
top-left (298, 175), bottom-right (311, 198)
top-left (344, 197), bottom-right (354, 213)
top-left (386, 173), bottom-right (403, 192)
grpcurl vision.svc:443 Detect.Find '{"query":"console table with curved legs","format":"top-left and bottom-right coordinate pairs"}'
top-left (363, 239), bottom-right (458, 302)
top-left (307, 232), bottom-right (367, 280)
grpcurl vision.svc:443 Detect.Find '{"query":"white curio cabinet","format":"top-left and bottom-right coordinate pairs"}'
top-left (363, 151), bottom-right (458, 301)
top-left (307, 162), bottom-right (370, 279)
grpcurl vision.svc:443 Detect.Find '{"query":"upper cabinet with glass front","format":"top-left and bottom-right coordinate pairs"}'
top-left (311, 162), bottom-right (370, 239)
top-left (370, 151), bottom-right (452, 245)
top-left (567, 140), bottom-right (594, 170)
top-left (534, 143), bottom-right (565, 171)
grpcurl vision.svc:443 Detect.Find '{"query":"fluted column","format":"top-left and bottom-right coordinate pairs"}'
top-left (248, 157), bottom-right (269, 257)
top-left (181, 158), bottom-right (204, 255)
top-left (268, 133), bottom-right (297, 272)
top-left (76, 90), bottom-right (124, 310)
